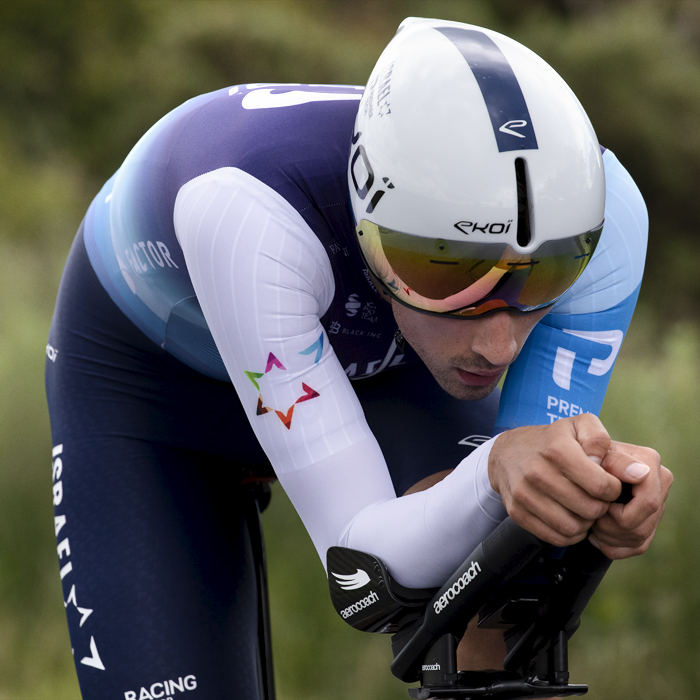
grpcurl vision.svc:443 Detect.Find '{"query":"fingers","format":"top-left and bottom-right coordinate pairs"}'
top-left (589, 526), bottom-right (657, 560)
top-left (603, 444), bottom-right (665, 532)
top-left (489, 416), bottom-right (672, 558)
top-left (559, 414), bottom-right (621, 502)
top-left (589, 500), bottom-right (663, 559)
top-left (589, 463), bottom-right (673, 558)
top-left (601, 441), bottom-right (658, 486)
top-left (489, 415), bottom-right (621, 546)
top-left (537, 414), bottom-right (620, 506)
top-left (572, 412), bottom-right (612, 465)
top-left (507, 490), bottom-right (595, 548)
top-left (515, 456), bottom-right (611, 524)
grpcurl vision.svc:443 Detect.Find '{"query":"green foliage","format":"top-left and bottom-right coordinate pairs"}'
top-left (0, 240), bottom-right (80, 699)
top-left (569, 315), bottom-right (700, 699)
top-left (1, 1), bottom-right (699, 698)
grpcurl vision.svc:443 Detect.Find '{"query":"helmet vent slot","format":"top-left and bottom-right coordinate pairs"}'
top-left (515, 158), bottom-right (532, 248)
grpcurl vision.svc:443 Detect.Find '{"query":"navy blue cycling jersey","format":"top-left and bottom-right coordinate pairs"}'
top-left (46, 80), bottom-right (648, 700)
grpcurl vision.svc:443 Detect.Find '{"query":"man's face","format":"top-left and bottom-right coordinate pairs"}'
top-left (391, 301), bottom-right (549, 400)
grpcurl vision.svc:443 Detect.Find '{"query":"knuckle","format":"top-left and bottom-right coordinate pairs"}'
top-left (603, 535), bottom-right (650, 559)
top-left (586, 433), bottom-right (610, 452)
top-left (628, 530), bottom-right (649, 547)
top-left (628, 540), bottom-right (651, 556)
top-left (542, 441), bottom-right (568, 468)
top-left (662, 467), bottom-right (674, 488)
top-left (542, 526), bottom-right (576, 548)
top-left (508, 481), bottom-right (528, 505)
top-left (559, 518), bottom-right (586, 540)
top-left (642, 491), bottom-right (662, 514)
top-left (619, 520), bottom-right (655, 547)
top-left (575, 412), bottom-right (600, 427)
top-left (507, 502), bottom-right (528, 524)
top-left (589, 473), bottom-right (615, 501)
top-left (582, 501), bottom-right (607, 521)
top-left (548, 533), bottom-right (571, 547)
top-left (523, 467), bottom-right (548, 491)
top-left (639, 528), bottom-right (656, 545)
top-left (646, 448), bottom-right (661, 465)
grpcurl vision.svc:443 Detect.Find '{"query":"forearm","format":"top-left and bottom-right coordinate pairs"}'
top-left (282, 437), bottom-right (506, 589)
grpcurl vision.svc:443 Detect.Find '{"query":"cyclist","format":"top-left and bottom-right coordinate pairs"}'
top-left (45, 17), bottom-right (671, 700)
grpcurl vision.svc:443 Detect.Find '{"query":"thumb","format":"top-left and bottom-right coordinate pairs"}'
top-left (602, 449), bottom-right (650, 485)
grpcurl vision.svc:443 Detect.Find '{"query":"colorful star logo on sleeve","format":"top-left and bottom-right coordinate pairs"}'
top-left (244, 333), bottom-right (323, 430)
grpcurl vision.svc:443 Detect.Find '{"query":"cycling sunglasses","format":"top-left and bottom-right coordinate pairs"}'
top-left (355, 220), bottom-right (603, 317)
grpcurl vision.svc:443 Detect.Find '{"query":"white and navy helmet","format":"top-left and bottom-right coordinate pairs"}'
top-left (350, 17), bottom-right (605, 317)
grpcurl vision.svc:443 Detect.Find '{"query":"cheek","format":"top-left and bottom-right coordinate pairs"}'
top-left (517, 311), bottom-right (549, 343)
top-left (393, 305), bottom-right (449, 354)
top-left (400, 318), bottom-right (472, 362)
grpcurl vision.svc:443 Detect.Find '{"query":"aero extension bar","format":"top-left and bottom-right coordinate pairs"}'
top-left (328, 516), bottom-right (615, 699)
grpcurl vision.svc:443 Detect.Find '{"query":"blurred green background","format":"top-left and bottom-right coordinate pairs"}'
top-left (2, 0), bottom-right (700, 698)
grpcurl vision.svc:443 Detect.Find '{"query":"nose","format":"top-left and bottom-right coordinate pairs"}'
top-left (469, 311), bottom-right (520, 368)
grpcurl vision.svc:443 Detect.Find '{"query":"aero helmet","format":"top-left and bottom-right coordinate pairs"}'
top-left (349, 17), bottom-right (605, 317)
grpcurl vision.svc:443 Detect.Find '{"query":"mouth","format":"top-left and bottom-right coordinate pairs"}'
top-left (455, 367), bottom-right (504, 387)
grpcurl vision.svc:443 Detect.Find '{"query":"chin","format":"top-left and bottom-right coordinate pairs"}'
top-left (440, 377), bottom-right (498, 401)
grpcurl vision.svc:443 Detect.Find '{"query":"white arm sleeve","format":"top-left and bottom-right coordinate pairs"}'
top-left (174, 167), bottom-right (505, 588)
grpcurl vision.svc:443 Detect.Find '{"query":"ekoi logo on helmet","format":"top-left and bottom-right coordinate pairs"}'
top-left (454, 221), bottom-right (514, 235)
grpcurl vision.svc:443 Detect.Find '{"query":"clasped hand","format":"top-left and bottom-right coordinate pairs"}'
top-left (488, 414), bottom-right (673, 559)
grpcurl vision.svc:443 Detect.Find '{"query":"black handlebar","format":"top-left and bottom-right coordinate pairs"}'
top-left (390, 517), bottom-right (545, 682)
top-left (328, 512), bottom-right (618, 699)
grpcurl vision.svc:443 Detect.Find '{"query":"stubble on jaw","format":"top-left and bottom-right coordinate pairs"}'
top-left (419, 356), bottom-right (502, 401)
top-left (392, 309), bottom-right (503, 400)
top-left (402, 325), bottom-right (504, 400)
top-left (390, 300), bottom-right (548, 402)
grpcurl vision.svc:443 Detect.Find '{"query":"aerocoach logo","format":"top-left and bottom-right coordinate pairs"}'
top-left (339, 590), bottom-right (380, 620)
top-left (433, 561), bottom-right (482, 614)
top-left (332, 569), bottom-right (371, 591)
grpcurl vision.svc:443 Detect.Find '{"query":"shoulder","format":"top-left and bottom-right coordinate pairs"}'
top-left (114, 84), bottom-right (362, 208)
top-left (174, 166), bottom-right (319, 240)
top-left (550, 148), bottom-right (647, 316)
top-left (173, 166), bottom-right (336, 308)
top-left (170, 84), bottom-right (363, 196)
top-left (600, 148), bottom-right (648, 243)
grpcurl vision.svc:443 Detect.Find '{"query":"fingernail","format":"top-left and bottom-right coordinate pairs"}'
top-left (588, 455), bottom-right (602, 465)
top-left (625, 462), bottom-right (650, 480)
top-left (588, 535), bottom-right (601, 550)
